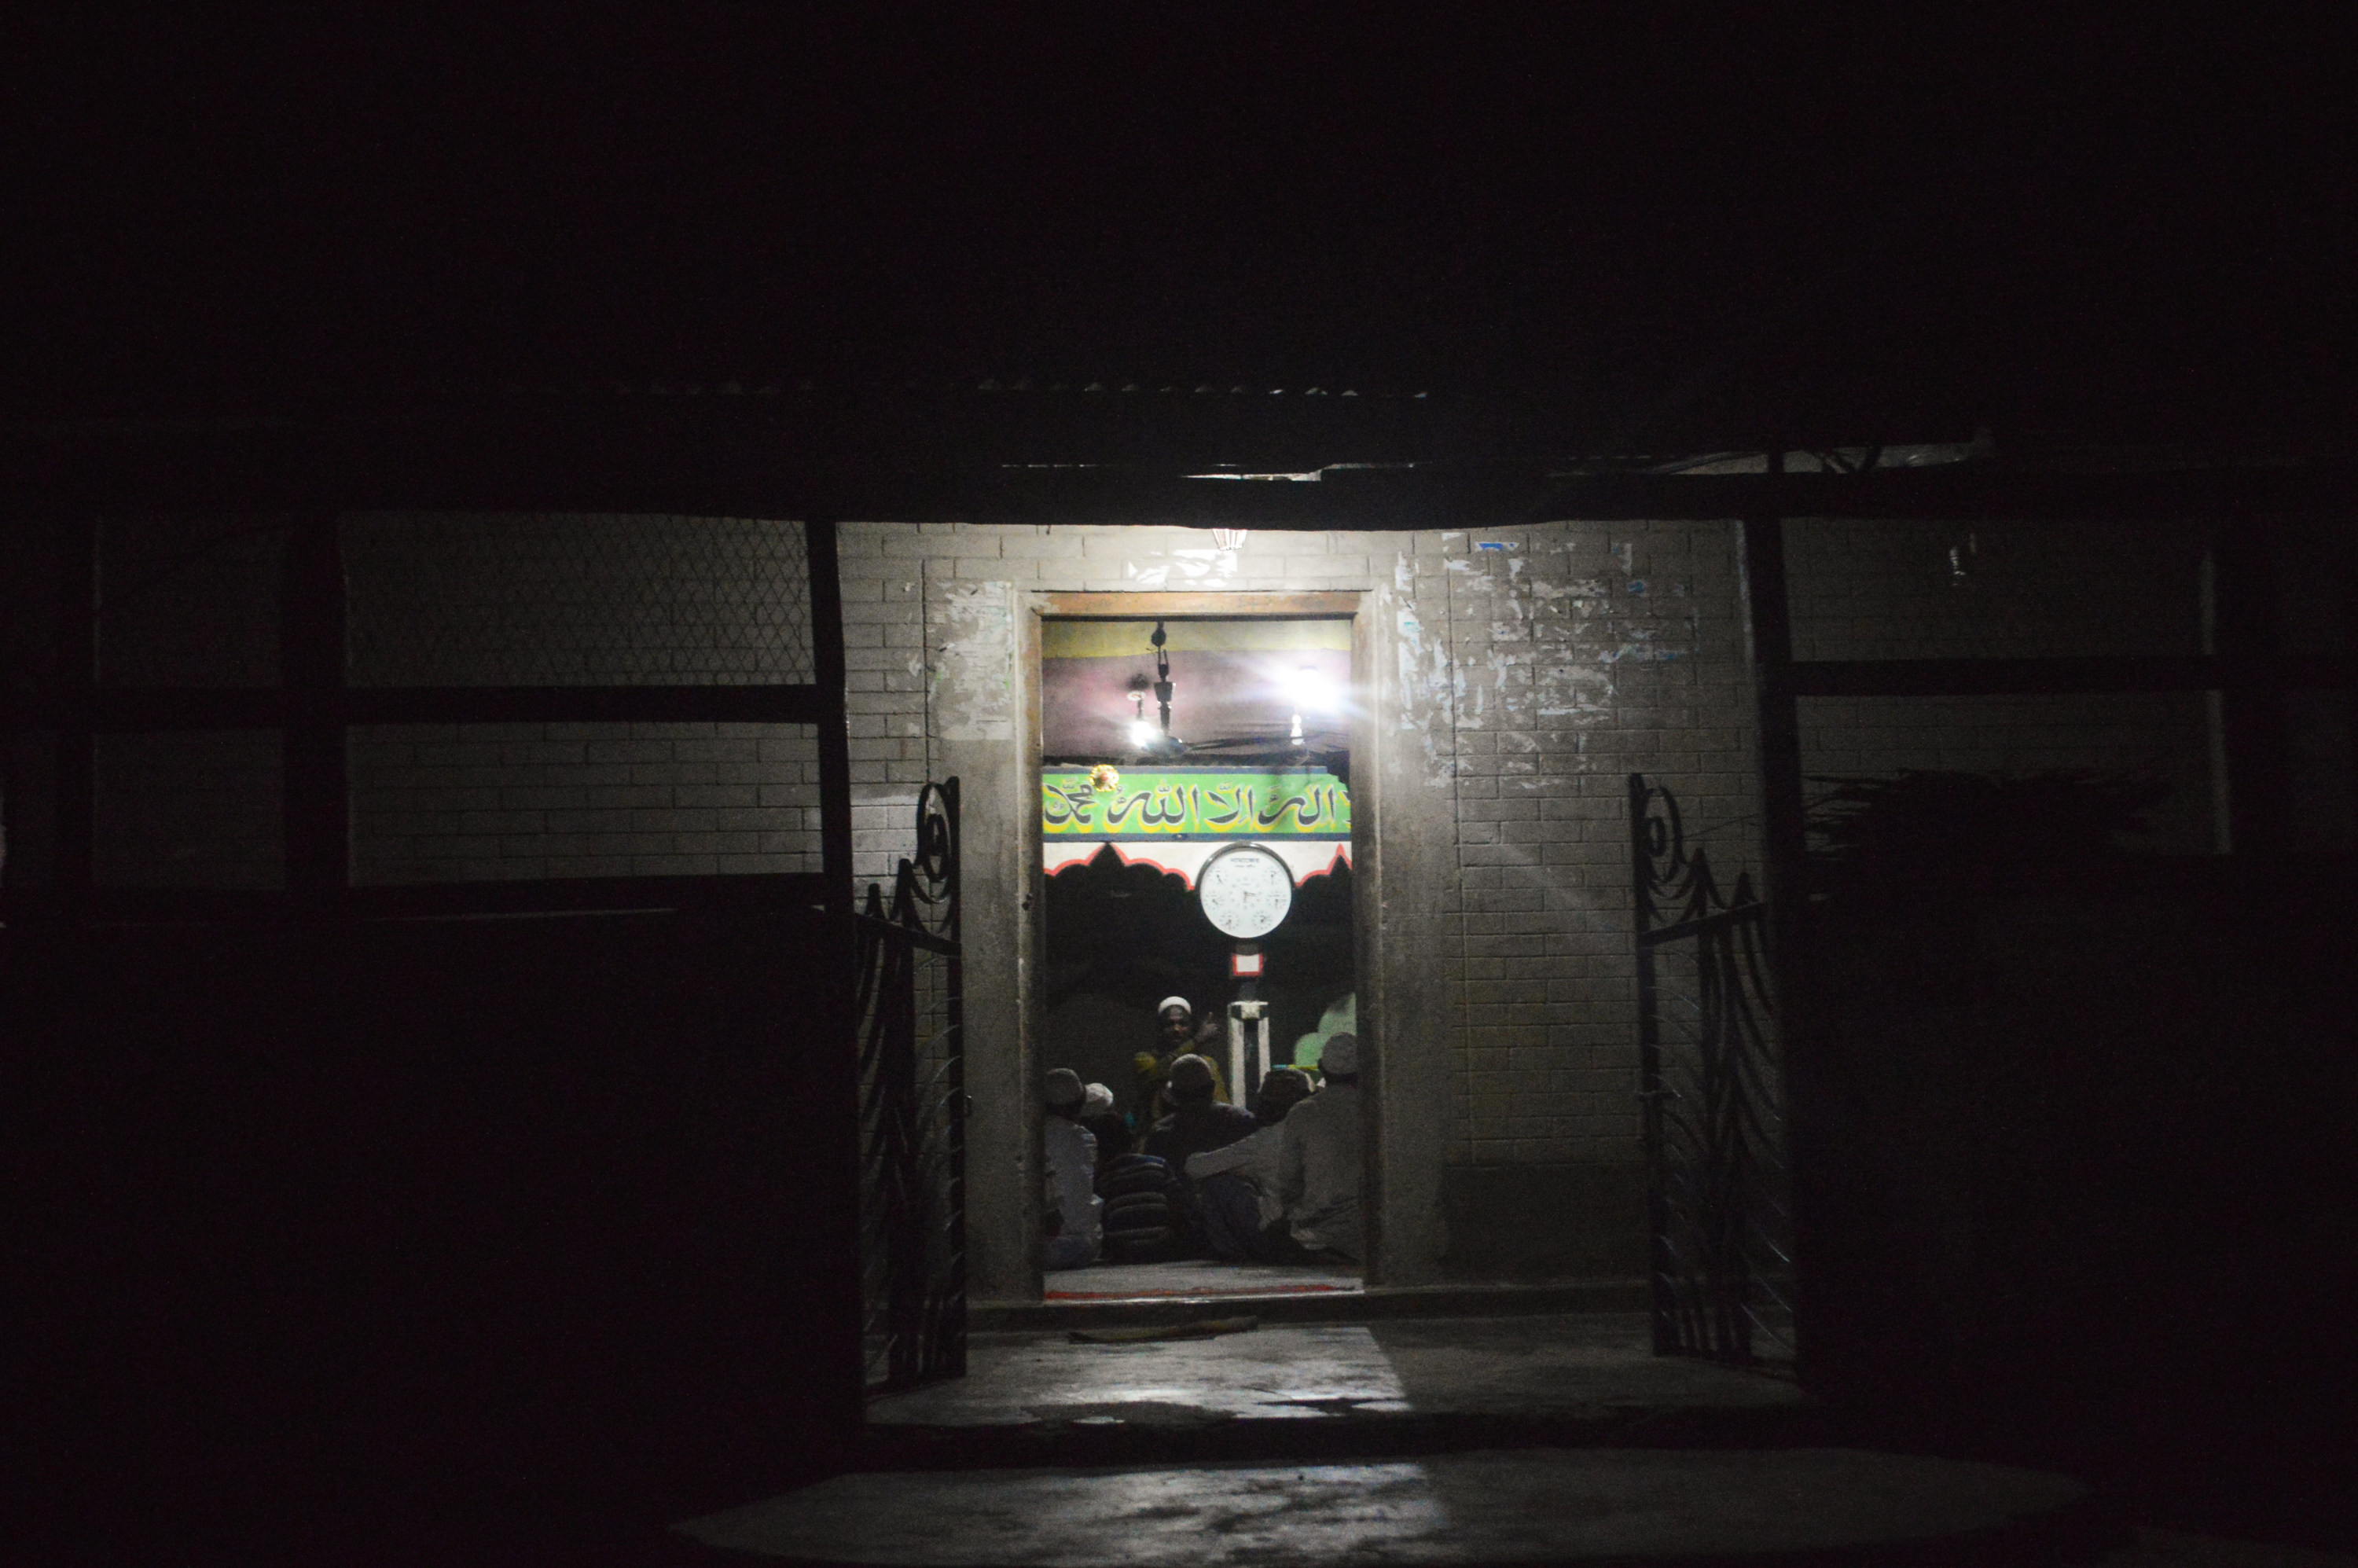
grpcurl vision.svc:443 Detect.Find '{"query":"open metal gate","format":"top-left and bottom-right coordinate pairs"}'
top-left (1629, 773), bottom-right (1796, 1365)
top-left (854, 779), bottom-right (967, 1394)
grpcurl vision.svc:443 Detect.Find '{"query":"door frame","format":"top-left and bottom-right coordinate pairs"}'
top-left (1020, 590), bottom-right (1374, 1297)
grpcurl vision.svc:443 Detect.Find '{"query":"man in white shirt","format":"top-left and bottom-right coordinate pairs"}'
top-left (1277, 1032), bottom-right (1364, 1261)
top-left (1041, 1069), bottom-right (1101, 1269)
top-left (1185, 1067), bottom-right (1313, 1261)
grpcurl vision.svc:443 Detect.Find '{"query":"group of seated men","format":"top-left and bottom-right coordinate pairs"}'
top-left (1041, 995), bottom-right (1362, 1272)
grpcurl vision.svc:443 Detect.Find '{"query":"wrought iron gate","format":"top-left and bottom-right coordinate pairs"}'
top-left (1629, 773), bottom-right (1796, 1365)
top-left (854, 780), bottom-right (967, 1394)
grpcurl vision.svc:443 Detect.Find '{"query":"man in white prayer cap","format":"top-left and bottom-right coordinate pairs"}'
top-left (1078, 1081), bottom-right (1133, 1180)
top-left (1041, 1068), bottom-right (1101, 1269)
top-left (1133, 996), bottom-right (1229, 1122)
top-left (1277, 1031), bottom-right (1363, 1261)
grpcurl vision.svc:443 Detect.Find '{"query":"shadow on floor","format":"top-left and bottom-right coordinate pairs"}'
top-left (865, 1313), bottom-right (1802, 1441)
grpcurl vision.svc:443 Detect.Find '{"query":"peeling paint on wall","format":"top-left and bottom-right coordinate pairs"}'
top-left (1395, 600), bottom-right (1427, 711)
top-left (929, 580), bottom-right (1016, 740)
top-left (1600, 626), bottom-right (1687, 664)
top-left (1385, 564), bottom-right (1460, 787)
top-left (1119, 545), bottom-right (1242, 589)
top-left (1444, 527), bottom-right (1705, 743)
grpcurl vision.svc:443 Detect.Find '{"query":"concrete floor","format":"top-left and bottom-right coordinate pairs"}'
top-left (1045, 1257), bottom-right (1363, 1300)
top-left (674, 1314), bottom-right (2351, 1566)
top-left (869, 1313), bottom-right (1799, 1432)
top-left (677, 1446), bottom-right (2095, 1565)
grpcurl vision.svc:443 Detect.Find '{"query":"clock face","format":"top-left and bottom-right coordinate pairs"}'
top-left (1198, 844), bottom-right (1295, 939)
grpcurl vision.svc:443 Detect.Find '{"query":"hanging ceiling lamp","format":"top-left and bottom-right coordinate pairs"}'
top-left (1123, 621), bottom-right (1181, 755)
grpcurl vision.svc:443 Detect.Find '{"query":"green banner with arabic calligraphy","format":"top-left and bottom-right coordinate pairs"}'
top-left (1041, 766), bottom-right (1351, 840)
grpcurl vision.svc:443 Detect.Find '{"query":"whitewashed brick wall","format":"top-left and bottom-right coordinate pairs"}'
top-left (39, 512), bottom-right (2248, 1028)
top-left (349, 722), bottom-right (821, 883)
top-left (1428, 523), bottom-right (1761, 1166)
top-left (836, 519), bottom-right (1763, 1169)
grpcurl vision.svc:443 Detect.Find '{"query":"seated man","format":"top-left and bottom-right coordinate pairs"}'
top-left (1184, 1067), bottom-right (1314, 1262)
top-left (1140, 1053), bottom-right (1256, 1254)
top-left (1041, 1068), bottom-right (1101, 1270)
top-left (1078, 1081), bottom-right (1133, 1181)
top-left (1278, 1032), bottom-right (1364, 1262)
top-left (1133, 997), bottom-right (1230, 1124)
top-left (1097, 1151), bottom-right (1181, 1259)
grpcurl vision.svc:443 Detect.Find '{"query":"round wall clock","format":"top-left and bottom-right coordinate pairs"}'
top-left (1197, 843), bottom-right (1295, 940)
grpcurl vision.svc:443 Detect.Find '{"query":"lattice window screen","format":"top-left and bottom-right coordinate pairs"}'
top-left (343, 515), bottom-right (814, 686)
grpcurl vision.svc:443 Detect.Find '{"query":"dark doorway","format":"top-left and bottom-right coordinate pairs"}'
top-left (1036, 613), bottom-right (1361, 1302)
top-left (1043, 847), bottom-right (1356, 1122)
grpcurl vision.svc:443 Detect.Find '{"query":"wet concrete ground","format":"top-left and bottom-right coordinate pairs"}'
top-left (659, 1312), bottom-right (2351, 1566)
top-left (680, 1447), bottom-right (2099, 1566)
top-left (870, 1313), bottom-right (1798, 1434)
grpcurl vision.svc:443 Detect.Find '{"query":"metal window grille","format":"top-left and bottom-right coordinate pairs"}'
top-left (344, 514), bottom-right (814, 687)
top-left (1631, 773), bottom-right (1796, 1367)
top-left (857, 781), bottom-right (966, 1394)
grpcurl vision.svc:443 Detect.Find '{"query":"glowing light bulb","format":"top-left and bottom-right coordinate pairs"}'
top-left (1129, 719), bottom-right (1159, 748)
top-left (1286, 666), bottom-right (1338, 714)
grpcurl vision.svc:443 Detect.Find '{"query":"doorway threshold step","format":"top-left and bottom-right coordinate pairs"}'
top-left (975, 1277), bottom-right (1648, 1331)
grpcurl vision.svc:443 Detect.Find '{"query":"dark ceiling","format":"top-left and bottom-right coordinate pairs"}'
top-left (10, 10), bottom-right (2352, 449)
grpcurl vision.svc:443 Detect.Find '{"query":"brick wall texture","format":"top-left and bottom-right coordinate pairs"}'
top-left (343, 513), bottom-right (814, 686)
top-left (349, 722), bottom-right (821, 883)
top-left (20, 511), bottom-right (2257, 1152)
top-left (63, 514), bottom-right (826, 888)
top-left (1784, 517), bottom-right (2209, 661)
top-left (1784, 516), bottom-right (2222, 853)
top-left (338, 516), bottom-right (822, 883)
top-left (837, 520), bottom-right (1765, 1169)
